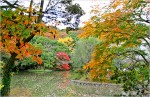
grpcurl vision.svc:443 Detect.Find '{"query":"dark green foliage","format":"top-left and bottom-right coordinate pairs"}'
top-left (66, 3), bottom-right (85, 15)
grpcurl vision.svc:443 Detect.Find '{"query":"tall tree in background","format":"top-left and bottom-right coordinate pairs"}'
top-left (79, 0), bottom-right (149, 95)
top-left (44, 0), bottom-right (84, 28)
top-left (0, 0), bottom-right (84, 96)
top-left (1, 0), bottom-right (84, 28)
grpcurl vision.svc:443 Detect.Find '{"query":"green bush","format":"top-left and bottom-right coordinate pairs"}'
top-left (17, 36), bottom-right (70, 70)
top-left (71, 37), bottom-right (100, 68)
top-left (70, 68), bottom-right (89, 80)
top-left (67, 32), bottom-right (79, 43)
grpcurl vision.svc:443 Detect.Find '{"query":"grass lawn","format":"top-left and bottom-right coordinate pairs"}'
top-left (9, 71), bottom-right (123, 96)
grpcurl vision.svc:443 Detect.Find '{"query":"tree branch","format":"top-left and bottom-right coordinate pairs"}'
top-left (117, 50), bottom-right (149, 65)
top-left (37, 0), bottom-right (44, 23)
top-left (22, 0), bottom-right (44, 44)
top-left (2, 0), bottom-right (19, 9)
top-left (141, 37), bottom-right (150, 48)
top-left (29, 0), bottom-right (33, 18)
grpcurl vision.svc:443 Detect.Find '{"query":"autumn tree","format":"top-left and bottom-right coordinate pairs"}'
top-left (0, 0), bottom-right (84, 96)
top-left (0, 1), bottom-right (45, 96)
top-left (79, 0), bottom-right (149, 95)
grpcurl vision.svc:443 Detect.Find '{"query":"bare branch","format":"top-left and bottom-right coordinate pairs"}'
top-left (29, 0), bottom-right (33, 17)
top-left (2, 0), bottom-right (19, 9)
top-left (37, 0), bottom-right (44, 23)
top-left (117, 50), bottom-right (149, 65)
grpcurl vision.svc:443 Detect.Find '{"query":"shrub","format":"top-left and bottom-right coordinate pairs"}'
top-left (54, 52), bottom-right (71, 71)
top-left (71, 37), bottom-right (100, 68)
top-left (55, 64), bottom-right (71, 71)
top-left (70, 68), bottom-right (89, 80)
top-left (17, 36), bottom-right (70, 70)
top-left (56, 52), bottom-right (70, 61)
top-left (68, 32), bottom-right (79, 43)
top-left (58, 37), bottom-right (74, 51)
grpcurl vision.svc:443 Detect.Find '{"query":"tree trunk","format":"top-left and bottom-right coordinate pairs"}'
top-left (37, 0), bottom-right (44, 23)
top-left (1, 53), bottom-right (17, 96)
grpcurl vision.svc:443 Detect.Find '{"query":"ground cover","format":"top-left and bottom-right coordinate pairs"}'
top-left (9, 71), bottom-right (123, 96)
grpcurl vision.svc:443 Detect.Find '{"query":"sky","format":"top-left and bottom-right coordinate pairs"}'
top-left (73, 0), bottom-right (110, 26)
top-left (21, 0), bottom-right (111, 29)
top-left (60, 0), bottom-right (110, 28)
top-left (65, 0), bottom-right (110, 28)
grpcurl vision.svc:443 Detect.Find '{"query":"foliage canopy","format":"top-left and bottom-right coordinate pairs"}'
top-left (79, 0), bottom-right (150, 95)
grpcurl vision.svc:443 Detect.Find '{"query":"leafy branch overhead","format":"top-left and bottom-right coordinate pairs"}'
top-left (0, 0), bottom-right (84, 96)
top-left (1, 0), bottom-right (85, 28)
top-left (79, 1), bottom-right (150, 94)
